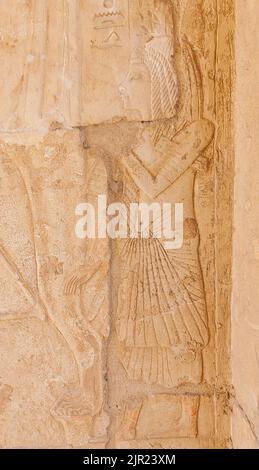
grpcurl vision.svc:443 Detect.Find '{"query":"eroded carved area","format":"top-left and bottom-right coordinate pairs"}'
top-left (0, 0), bottom-right (234, 449)
top-left (0, 0), bottom-right (228, 129)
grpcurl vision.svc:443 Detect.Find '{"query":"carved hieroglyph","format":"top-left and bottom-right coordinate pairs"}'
top-left (0, 1), bottom-right (234, 448)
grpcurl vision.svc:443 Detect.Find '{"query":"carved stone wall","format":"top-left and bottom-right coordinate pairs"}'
top-left (0, 0), bottom-right (235, 449)
top-left (232, 0), bottom-right (259, 449)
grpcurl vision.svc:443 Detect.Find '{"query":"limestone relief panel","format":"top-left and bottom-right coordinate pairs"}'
top-left (0, 0), bottom-right (234, 449)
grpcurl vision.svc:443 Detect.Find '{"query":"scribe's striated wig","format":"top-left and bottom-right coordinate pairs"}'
top-left (144, 36), bottom-right (178, 121)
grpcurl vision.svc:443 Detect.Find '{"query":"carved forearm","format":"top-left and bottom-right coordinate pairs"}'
top-left (124, 119), bottom-right (215, 199)
top-left (156, 119), bottom-right (215, 181)
top-left (123, 156), bottom-right (171, 199)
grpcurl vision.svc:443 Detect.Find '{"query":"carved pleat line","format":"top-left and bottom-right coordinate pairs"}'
top-left (148, 240), bottom-right (172, 347)
top-left (142, 347), bottom-right (152, 383)
top-left (134, 239), bottom-right (147, 346)
top-left (121, 237), bottom-right (133, 258)
top-left (159, 241), bottom-right (208, 344)
top-left (145, 240), bottom-right (161, 348)
top-left (154, 239), bottom-right (196, 343)
top-left (162, 347), bottom-right (172, 386)
top-left (152, 239), bottom-right (182, 344)
top-left (149, 347), bottom-right (158, 384)
top-left (159, 239), bottom-right (204, 346)
top-left (133, 347), bottom-right (143, 382)
top-left (166, 348), bottom-right (175, 386)
top-left (151, 239), bottom-right (180, 346)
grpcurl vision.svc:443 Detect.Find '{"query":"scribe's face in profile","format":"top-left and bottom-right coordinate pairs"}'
top-left (119, 61), bottom-right (152, 121)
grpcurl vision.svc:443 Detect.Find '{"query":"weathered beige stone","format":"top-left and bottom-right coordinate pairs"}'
top-left (232, 0), bottom-right (259, 449)
top-left (0, 0), bottom-right (178, 128)
top-left (3, 0), bottom-right (257, 449)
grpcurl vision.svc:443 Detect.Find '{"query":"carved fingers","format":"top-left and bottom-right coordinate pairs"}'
top-left (64, 260), bottom-right (106, 295)
top-left (64, 274), bottom-right (82, 295)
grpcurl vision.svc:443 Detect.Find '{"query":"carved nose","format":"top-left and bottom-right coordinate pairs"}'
top-left (103, 0), bottom-right (114, 8)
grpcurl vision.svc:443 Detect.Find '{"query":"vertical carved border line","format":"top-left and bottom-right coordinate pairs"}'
top-left (214, 0), bottom-right (234, 448)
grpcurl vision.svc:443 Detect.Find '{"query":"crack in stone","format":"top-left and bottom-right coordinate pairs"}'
top-left (230, 393), bottom-right (259, 445)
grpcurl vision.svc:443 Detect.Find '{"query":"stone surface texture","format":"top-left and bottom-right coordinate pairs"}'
top-left (232, 0), bottom-right (259, 450)
top-left (0, 0), bottom-right (255, 450)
